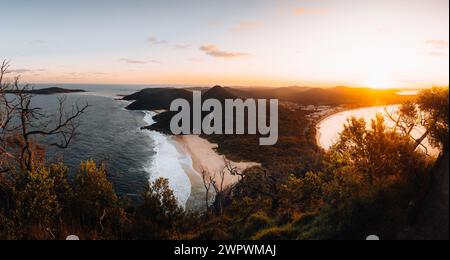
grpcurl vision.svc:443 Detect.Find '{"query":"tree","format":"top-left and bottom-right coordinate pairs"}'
top-left (1, 60), bottom-right (203, 240)
top-left (15, 166), bottom-right (61, 239)
top-left (315, 115), bottom-right (431, 238)
top-left (333, 115), bottom-right (430, 185)
top-left (201, 169), bottom-right (213, 211)
top-left (417, 87), bottom-right (449, 150)
top-left (131, 178), bottom-right (185, 240)
top-left (0, 60), bottom-right (88, 174)
top-left (1, 60), bottom-right (90, 239)
top-left (0, 162), bottom-right (76, 239)
top-left (72, 160), bottom-right (126, 235)
top-left (385, 86), bottom-right (449, 152)
top-left (253, 115), bottom-right (433, 240)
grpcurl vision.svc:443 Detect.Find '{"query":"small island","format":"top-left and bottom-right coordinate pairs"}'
top-left (2, 87), bottom-right (86, 95)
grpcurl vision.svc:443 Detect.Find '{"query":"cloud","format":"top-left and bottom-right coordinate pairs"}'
top-left (66, 72), bottom-right (86, 78)
top-left (426, 39), bottom-right (449, 49)
top-left (8, 69), bottom-right (34, 74)
top-left (120, 58), bottom-right (161, 64)
top-left (199, 45), bottom-right (249, 58)
top-left (425, 40), bottom-right (449, 57)
top-left (91, 72), bottom-right (108, 76)
top-left (8, 69), bottom-right (46, 74)
top-left (147, 37), bottom-right (168, 45)
top-left (175, 44), bottom-right (191, 49)
top-left (63, 71), bottom-right (109, 79)
top-left (231, 21), bottom-right (262, 32)
top-left (294, 7), bottom-right (328, 15)
top-left (120, 58), bottom-right (147, 64)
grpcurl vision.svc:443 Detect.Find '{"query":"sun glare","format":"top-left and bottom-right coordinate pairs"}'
top-left (365, 71), bottom-right (396, 89)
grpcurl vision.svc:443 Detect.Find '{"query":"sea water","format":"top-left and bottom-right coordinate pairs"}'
top-left (29, 85), bottom-right (198, 208)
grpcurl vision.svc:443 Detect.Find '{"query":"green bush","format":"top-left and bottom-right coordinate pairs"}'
top-left (251, 225), bottom-right (292, 240)
top-left (245, 211), bottom-right (273, 235)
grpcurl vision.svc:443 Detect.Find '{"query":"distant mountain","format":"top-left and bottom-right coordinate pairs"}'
top-left (124, 88), bottom-right (193, 110)
top-left (3, 87), bottom-right (85, 95)
top-left (259, 86), bottom-right (312, 99)
top-left (125, 84), bottom-right (412, 137)
top-left (209, 86), bottom-right (312, 100)
top-left (124, 86), bottom-right (240, 111)
top-left (124, 85), bottom-right (410, 112)
top-left (140, 85), bottom-right (260, 134)
top-left (289, 86), bottom-right (403, 105)
top-left (202, 85), bottom-right (238, 100)
top-left (184, 86), bottom-right (209, 92)
top-left (230, 85), bottom-right (407, 105)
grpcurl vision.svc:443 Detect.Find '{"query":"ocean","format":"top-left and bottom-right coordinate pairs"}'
top-left (30, 84), bottom-right (203, 210)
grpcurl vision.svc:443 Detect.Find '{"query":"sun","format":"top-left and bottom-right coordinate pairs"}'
top-left (365, 71), bottom-right (396, 89)
top-left (367, 77), bottom-right (394, 89)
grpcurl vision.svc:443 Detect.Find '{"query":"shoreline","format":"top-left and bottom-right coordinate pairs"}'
top-left (141, 110), bottom-right (259, 209)
top-left (141, 111), bottom-right (192, 208)
top-left (313, 104), bottom-right (442, 156)
top-left (314, 107), bottom-right (347, 150)
top-left (174, 135), bottom-right (260, 188)
top-left (314, 104), bottom-right (401, 150)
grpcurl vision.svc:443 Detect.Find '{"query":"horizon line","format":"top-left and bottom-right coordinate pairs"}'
top-left (26, 82), bottom-right (448, 90)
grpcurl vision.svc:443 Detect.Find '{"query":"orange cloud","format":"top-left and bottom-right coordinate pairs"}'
top-left (120, 58), bottom-right (161, 64)
top-left (200, 45), bottom-right (249, 58)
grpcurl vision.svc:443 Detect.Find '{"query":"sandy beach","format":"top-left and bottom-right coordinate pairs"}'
top-left (174, 135), bottom-right (260, 188)
top-left (314, 108), bottom-right (345, 150)
top-left (315, 112), bottom-right (339, 150)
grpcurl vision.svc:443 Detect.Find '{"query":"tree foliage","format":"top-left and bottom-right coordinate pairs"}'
top-left (417, 87), bottom-right (449, 149)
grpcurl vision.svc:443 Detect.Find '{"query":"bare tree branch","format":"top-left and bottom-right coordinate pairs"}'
top-left (1, 60), bottom-right (88, 172)
top-left (384, 104), bottom-right (433, 155)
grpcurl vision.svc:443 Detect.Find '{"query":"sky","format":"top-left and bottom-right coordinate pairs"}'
top-left (1, 0), bottom-right (449, 88)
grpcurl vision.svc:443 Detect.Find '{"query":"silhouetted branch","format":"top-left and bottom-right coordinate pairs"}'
top-left (1, 60), bottom-right (88, 172)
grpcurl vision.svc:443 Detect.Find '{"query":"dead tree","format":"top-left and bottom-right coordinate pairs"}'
top-left (0, 60), bottom-right (88, 174)
top-left (200, 163), bottom-right (227, 216)
top-left (201, 168), bottom-right (213, 212)
top-left (211, 166), bottom-right (226, 216)
top-left (200, 158), bottom-right (250, 216)
top-left (224, 158), bottom-right (243, 181)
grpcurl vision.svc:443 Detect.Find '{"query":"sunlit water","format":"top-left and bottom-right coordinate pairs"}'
top-left (316, 105), bottom-right (440, 157)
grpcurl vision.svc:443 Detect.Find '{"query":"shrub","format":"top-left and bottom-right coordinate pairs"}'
top-left (251, 225), bottom-right (292, 240)
top-left (245, 211), bottom-right (273, 235)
